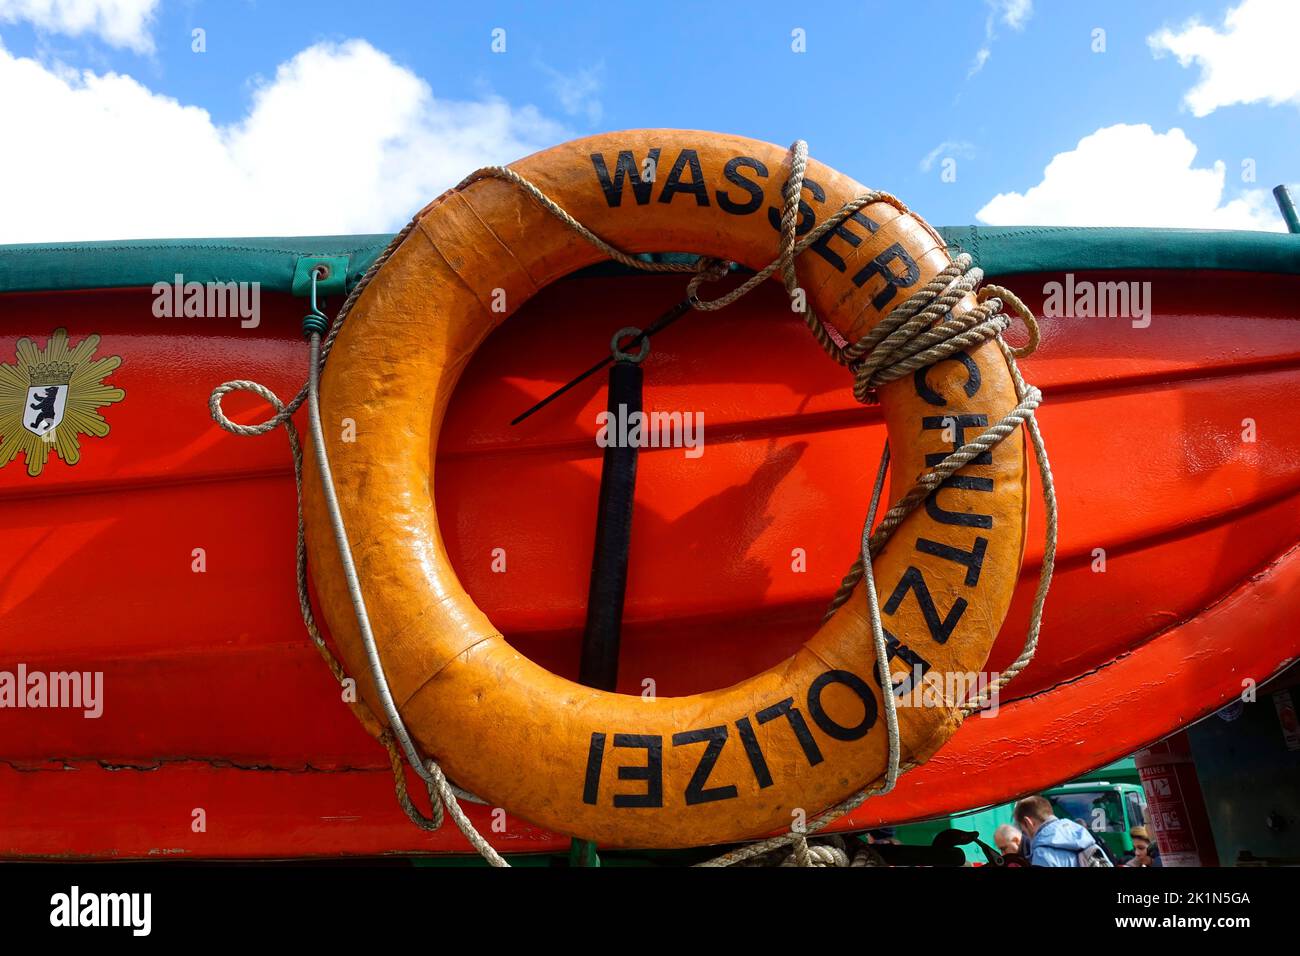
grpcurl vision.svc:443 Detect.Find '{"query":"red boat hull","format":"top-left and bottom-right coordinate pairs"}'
top-left (2, 255), bottom-right (1298, 858)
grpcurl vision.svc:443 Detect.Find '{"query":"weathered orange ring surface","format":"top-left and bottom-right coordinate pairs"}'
top-left (304, 130), bottom-right (1029, 848)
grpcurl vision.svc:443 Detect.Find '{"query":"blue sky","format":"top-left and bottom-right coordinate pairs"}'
top-left (0, 0), bottom-right (1297, 241)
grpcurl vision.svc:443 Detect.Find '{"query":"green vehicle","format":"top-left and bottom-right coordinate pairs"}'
top-left (895, 759), bottom-right (1149, 864)
top-left (1046, 780), bottom-right (1149, 860)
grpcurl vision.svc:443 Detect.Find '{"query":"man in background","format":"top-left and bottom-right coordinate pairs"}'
top-left (1014, 795), bottom-right (1110, 866)
top-left (994, 823), bottom-right (1029, 866)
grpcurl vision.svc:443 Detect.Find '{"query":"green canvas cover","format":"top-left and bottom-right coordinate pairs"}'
top-left (0, 227), bottom-right (1296, 295)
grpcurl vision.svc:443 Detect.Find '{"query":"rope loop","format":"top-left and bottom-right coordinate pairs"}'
top-left (383, 731), bottom-right (445, 831)
top-left (208, 380), bottom-right (303, 437)
top-left (980, 283), bottom-right (1041, 357)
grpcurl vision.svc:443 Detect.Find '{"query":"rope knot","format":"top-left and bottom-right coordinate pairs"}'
top-left (685, 256), bottom-right (733, 304)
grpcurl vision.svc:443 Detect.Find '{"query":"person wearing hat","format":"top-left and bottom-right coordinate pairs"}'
top-left (1123, 826), bottom-right (1162, 867)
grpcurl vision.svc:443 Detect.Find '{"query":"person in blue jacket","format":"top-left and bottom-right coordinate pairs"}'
top-left (1013, 795), bottom-right (1106, 866)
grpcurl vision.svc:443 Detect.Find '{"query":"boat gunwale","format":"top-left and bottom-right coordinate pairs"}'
top-left (1, 225), bottom-right (1297, 295)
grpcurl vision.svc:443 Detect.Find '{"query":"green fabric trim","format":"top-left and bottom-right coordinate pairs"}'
top-left (0, 227), bottom-right (1295, 294)
top-left (936, 225), bottom-right (1299, 277)
top-left (0, 235), bottom-right (392, 295)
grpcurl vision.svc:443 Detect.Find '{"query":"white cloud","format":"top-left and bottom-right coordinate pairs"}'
top-left (969, 0), bottom-right (1033, 77)
top-left (0, 38), bottom-right (568, 242)
top-left (0, 0), bottom-right (159, 52)
top-left (920, 140), bottom-right (976, 172)
top-left (539, 61), bottom-right (603, 125)
top-left (1149, 0), bottom-right (1300, 116)
top-left (997, 0), bottom-right (1033, 31)
top-left (975, 123), bottom-right (1284, 231)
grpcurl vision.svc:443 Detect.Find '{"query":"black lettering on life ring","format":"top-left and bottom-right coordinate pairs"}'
top-left (808, 210), bottom-right (881, 273)
top-left (915, 354), bottom-right (982, 407)
top-left (852, 242), bottom-right (921, 311)
top-left (922, 414), bottom-right (993, 467)
top-left (590, 149), bottom-right (660, 207)
top-left (734, 715), bottom-right (773, 788)
top-left (717, 156), bottom-right (768, 216)
top-left (757, 697), bottom-right (824, 766)
top-left (582, 731), bottom-right (606, 805)
top-left (925, 476), bottom-right (995, 529)
top-left (767, 176), bottom-right (825, 236)
top-left (883, 567), bottom-right (968, 646)
top-left (916, 535), bottom-right (988, 587)
top-left (672, 726), bottom-right (739, 805)
top-left (612, 733), bottom-right (664, 808)
top-left (806, 669), bottom-right (878, 741)
top-left (658, 149), bottom-right (710, 206)
top-left (874, 628), bottom-right (933, 696)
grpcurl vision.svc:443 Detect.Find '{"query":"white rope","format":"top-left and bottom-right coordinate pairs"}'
top-left (304, 333), bottom-right (508, 867)
top-left (780, 842), bottom-right (851, 867)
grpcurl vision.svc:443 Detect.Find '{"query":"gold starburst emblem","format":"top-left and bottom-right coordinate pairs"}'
top-left (0, 328), bottom-right (125, 477)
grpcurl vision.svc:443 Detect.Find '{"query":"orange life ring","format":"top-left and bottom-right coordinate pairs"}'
top-left (303, 129), bottom-right (1028, 848)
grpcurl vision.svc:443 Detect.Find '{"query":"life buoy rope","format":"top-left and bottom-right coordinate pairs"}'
top-left (210, 131), bottom-right (1057, 866)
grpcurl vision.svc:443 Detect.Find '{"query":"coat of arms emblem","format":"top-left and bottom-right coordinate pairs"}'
top-left (0, 328), bottom-right (125, 477)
